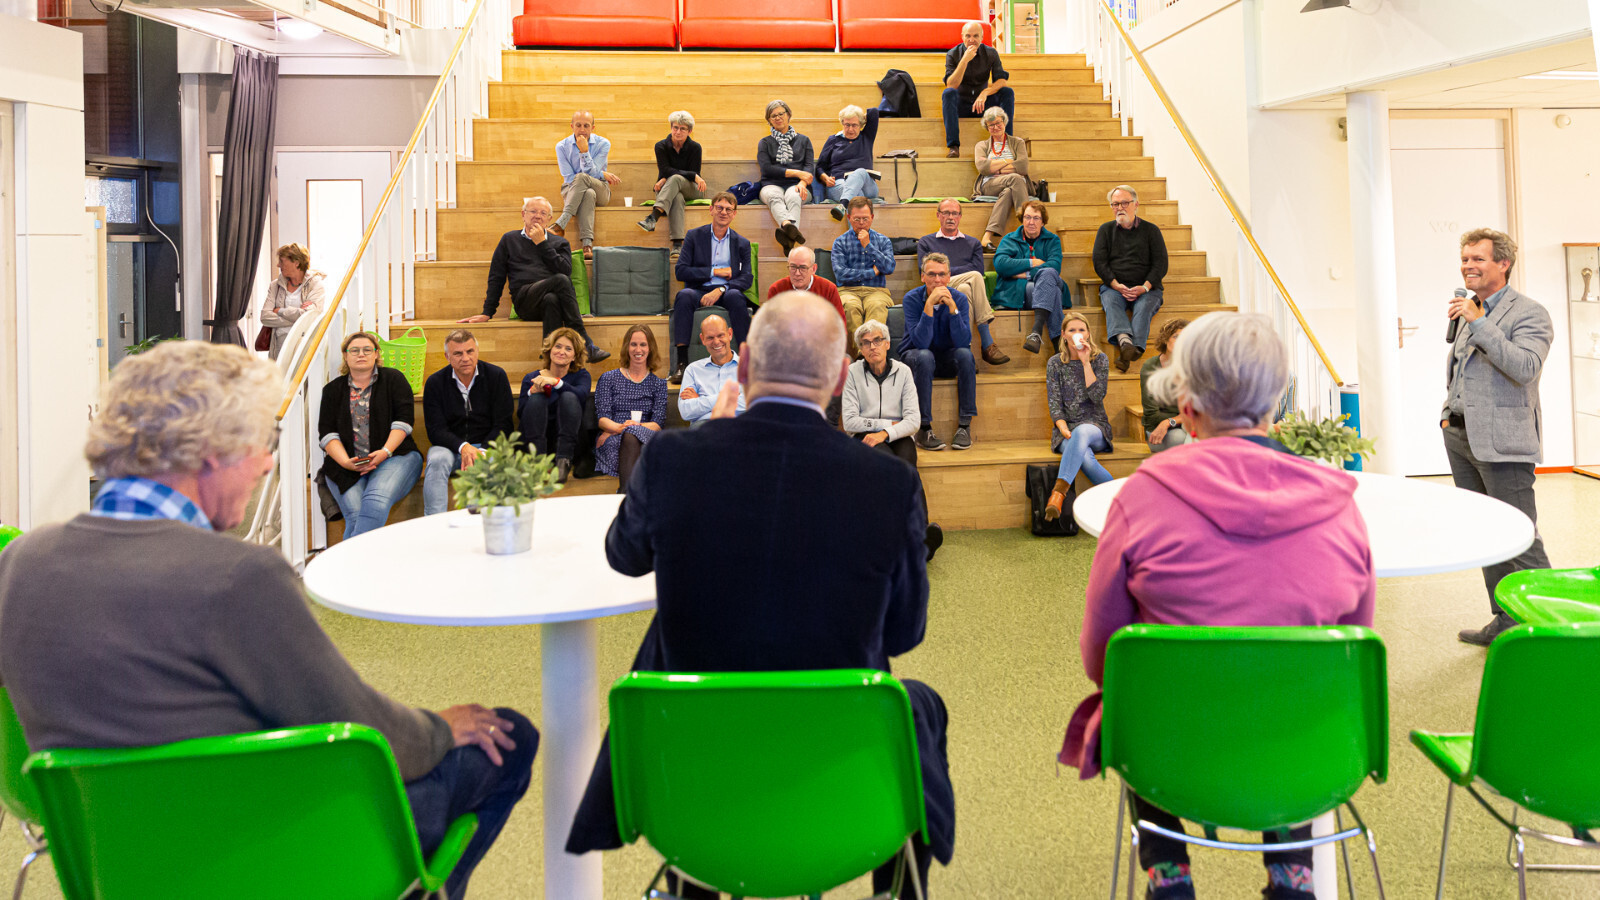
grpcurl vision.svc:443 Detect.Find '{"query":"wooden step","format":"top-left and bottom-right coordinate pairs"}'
top-left (456, 159), bottom-right (1158, 208)
top-left (436, 200), bottom-right (1178, 256)
top-left (489, 82), bottom-right (1111, 120)
top-left (472, 119), bottom-right (1143, 162)
top-left (500, 50), bottom-right (1092, 84)
top-left (920, 438), bottom-right (1147, 531)
top-left (412, 250), bottom-right (1209, 320)
top-left (1122, 404), bottom-right (1148, 442)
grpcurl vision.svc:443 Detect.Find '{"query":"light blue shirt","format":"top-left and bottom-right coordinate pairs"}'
top-left (678, 352), bottom-right (745, 424)
top-left (555, 133), bottom-right (611, 186)
top-left (91, 476), bottom-right (213, 531)
top-left (708, 230), bottom-right (731, 287)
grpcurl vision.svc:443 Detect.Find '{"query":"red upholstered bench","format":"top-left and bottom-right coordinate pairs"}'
top-left (680, 0), bottom-right (836, 49)
top-left (838, 0), bottom-right (991, 50)
top-left (513, 0), bottom-right (678, 48)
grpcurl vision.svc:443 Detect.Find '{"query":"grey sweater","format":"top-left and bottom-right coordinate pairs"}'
top-left (0, 516), bottom-right (453, 781)
top-left (841, 357), bottom-right (921, 441)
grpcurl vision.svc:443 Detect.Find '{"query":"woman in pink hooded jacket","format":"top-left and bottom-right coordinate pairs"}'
top-left (1061, 312), bottom-right (1375, 900)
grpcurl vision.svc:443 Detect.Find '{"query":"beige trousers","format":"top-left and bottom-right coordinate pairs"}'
top-left (949, 270), bottom-right (996, 326)
top-left (839, 285), bottom-right (893, 341)
top-left (558, 173), bottom-right (611, 246)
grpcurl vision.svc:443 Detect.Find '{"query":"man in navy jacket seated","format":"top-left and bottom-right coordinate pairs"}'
top-left (565, 291), bottom-right (955, 898)
top-left (670, 191), bottom-right (753, 384)
top-left (420, 328), bottom-right (514, 515)
top-left (900, 252), bottom-right (977, 453)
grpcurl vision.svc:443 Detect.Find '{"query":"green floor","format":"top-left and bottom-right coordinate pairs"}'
top-left (6, 475), bottom-right (1599, 899)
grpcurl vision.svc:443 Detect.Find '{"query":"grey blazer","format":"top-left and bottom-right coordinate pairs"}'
top-left (1441, 285), bottom-right (1553, 464)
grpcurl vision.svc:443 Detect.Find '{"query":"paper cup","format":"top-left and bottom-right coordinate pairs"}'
top-left (623, 197), bottom-right (634, 207)
top-left (1048, 191), bottom-right (1059, 203)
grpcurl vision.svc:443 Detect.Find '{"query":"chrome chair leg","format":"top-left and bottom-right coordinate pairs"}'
top-left (1434, 782), bottom-right (1455, 900)
top-left (904, 836), bottom-right (926, 900)
top-left (1514, 833), bottom-right (1528, 900)
top-left (1109, 786), bottom-right (1126, 900)
top-left (1127, 819), bottom-right (1141, 900)
top-left (1336, 806), bottom-right (1356, 900)
top-left (10, 849), bottom-right (37, 900)
top-left (1364, 826), bottom-right (1387, 900)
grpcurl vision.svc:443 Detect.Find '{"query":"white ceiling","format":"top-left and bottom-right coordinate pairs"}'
top-left (1280, 39), bottom-right (1600, 110)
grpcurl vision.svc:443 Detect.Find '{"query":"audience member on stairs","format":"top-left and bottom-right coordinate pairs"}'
top-left (670, 192), bottom-right (753, 384)
top-left (943, 20), bottom-right (1014, 158)
top-left (421, 330), bottom-right (515, 516)
top-left (678, 315), bottom-right (745, 425)
top-left (517, 328), bottom-right (591, 484)
top-left (638, 110), bottom-right (705, 253)
top-left (815, 105), bottom-right (881, 220)
top-left (971, 109), bottom-right (1029, 249)
top-left (756, 99), bottom-right (813, 255)
top-left (1140, 318), bottom-right (1192, 454)
top-left (1044, 312), bottom-right (1113, 520)
top-left (767, 245), bottom-right (844, 326)
top-left (1093, 184), bottom-right (1169, 372)
top-left (1062, 312), bottom-right (1375, 900)
top-left (994, 200), bottom-right (1066, 355)
top-left (832, 197), bottom-right (897, 351)
top-left (318, 331), bottom-right (424, 539)
top-left (594, 325), bottom-right (668, 492)
top-left (551, 110), bottom-right (618, 259)
top-left (917, 199), bottom-right (1010, 366)
top-left (463, 196), bottom-right (608, 363)
top-left (900, 253), bottom-right (975, 452)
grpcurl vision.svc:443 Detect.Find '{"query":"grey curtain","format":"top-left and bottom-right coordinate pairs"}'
top-left (208, 48), bottom-right (278, 345)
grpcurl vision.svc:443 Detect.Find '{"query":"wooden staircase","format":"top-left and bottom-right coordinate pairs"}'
top-left (392, 48), bottom-right (1235, 533)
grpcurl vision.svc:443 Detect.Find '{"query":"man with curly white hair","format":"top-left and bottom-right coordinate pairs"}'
top-left (0, 341), bottom-right (537, 899)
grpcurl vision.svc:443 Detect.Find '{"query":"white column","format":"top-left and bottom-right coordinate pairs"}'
top-left (1345, 91), bottom-right (1403, 475)
top-left (179, 74), bottom-right (207, 340)
top-left (540, 619), bottom-right (604, 900)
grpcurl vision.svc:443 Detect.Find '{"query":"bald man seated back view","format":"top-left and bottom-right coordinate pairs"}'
top-left (566, 292), bottom-right (956, 898)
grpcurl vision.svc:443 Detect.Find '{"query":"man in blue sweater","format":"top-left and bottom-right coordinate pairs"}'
top-left (917, 199), bottom-right (1008, 366)
top-left (815, 105), bottom-right (881, 221)
top-left (900, 253), bottom-right (976, 451)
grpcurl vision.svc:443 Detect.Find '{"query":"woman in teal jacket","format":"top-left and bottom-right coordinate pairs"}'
top-left (992, 199), bottom-right (1068, 354)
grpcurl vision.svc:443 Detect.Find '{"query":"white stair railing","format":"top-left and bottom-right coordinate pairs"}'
top-left (1077, 0), bottom-right (1345, 420)
top-left (248, 0), bottom-right (510, 568)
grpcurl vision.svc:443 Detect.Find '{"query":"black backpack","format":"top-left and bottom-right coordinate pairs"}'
top-left (1025, 464), bottom-right (1079, 536)
top-left (877, 69), bottom-right (921, 118)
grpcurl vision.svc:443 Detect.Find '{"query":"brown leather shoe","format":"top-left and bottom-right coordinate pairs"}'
top-left (982, 343), bottom-right (1011, 366)
top-left (1043, 478), bottom-right (1070, 520)
top-left (548, 222), bottom-right (566, 237)
top-left (946, 147), bottom-right (960, 158)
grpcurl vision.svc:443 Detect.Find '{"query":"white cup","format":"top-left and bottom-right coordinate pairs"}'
top-left (1072, 334), bottom-right (1086, 350)
top-left (623, 197), bottom-right (634, 207)
top-left (1048, 191), bottom-right (1059, 203)
top-left (630, 410), bottom-right (642, 423)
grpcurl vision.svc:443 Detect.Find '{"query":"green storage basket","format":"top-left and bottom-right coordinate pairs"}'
top-left (381, 326), bottom-right (427, 393)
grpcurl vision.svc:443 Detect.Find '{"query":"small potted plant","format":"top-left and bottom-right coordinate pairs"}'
top-left (452, 432), bottom-right (564, 555)
top-left (1272, 412), bottom-right (1376, 468)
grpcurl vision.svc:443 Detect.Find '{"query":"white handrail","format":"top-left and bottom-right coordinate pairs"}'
top-left (1076, 0), bottom-right (1345, 423)
top-left (249, 0), bottom-right (510, 568)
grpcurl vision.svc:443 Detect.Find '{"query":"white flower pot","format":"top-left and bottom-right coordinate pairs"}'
top-left (481, 504), bottom-right (535, 555)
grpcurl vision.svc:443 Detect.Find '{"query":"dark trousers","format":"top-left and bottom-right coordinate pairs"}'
top-left (941, 86), bottom-right (1014, 149)
top-left (1442, 422), bottom-right (1550, 612)
top-left (1130, 792), bottom-right (1312, 898)
top-left (520, 390), bottom-right (582, 459)
top-left (405, 707), bottom-right (538, 900)
top-left (855, 432), bottom-right (925, 511)
top-left (673, 288), bottom-right (752, 348)
top-left (514, 275), bottom-right (592, 344)
top-left (901, 347), bottom-right (977, 427)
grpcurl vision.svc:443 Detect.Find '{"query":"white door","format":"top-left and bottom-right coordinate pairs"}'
top-left (1390, 118), bottom-right (1508, 476)
top-left (273, 151), bottom-right (392, 302)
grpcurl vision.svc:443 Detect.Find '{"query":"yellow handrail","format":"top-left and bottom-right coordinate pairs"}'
top-left (276, 0), bottom-right (489, 419)
top-left (1097, 2), bottom-right (1343, 386)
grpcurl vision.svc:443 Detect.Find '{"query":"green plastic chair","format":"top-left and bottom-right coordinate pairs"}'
top-left (1495, 566), bottom-right (1600, 626)
top-left (0, 526), bottom-right (21, 553)
top-left (0, 687), bottom-right (45, 900)
top-left (1410, 622), bottom-right (1600, 899)
top-left (1100, 624), bottom-right (1389, 900)
top-left (609, 669), bottom-right (928, 900)
top-left (25, 723), bottom-right (478, 900)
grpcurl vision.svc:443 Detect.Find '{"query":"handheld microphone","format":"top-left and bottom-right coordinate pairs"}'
top-left (1445, 288), bottom-right (1473, 343)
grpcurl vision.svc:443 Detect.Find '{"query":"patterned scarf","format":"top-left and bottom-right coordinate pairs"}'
top-left (772, 127), bottom-right (797, 165)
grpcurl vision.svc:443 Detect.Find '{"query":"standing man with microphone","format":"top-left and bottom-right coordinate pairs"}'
top-left (1441, 228), bottom-right (1554, 645)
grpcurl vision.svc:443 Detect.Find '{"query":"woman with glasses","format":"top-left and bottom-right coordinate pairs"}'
top-left (970, 107), bottom-right (1030, 250)
top-left (317, 332), bottom-right (423, 538)
top-left (756, 99), bottom-right (815, 256)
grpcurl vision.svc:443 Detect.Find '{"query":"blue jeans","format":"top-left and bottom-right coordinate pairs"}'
top-left (423, 443), bottom-right (484, 516)
top-left (1099, 284), bottom-right (1164, 352)
top-left (405, 707), bottom-right (538, 900)
top-left (942, 85), bottom-right (1015, 149)
top-left (1058, 423), bottom-right (1114, 486)
top-left (813, 168), bottom-right (879, 205)
top-left (901, 346), bottom-right (977, 427)
top-left (333, 450), bottom-right (424, 539)
top-left (1025, 268), bottom-right (1068, 338)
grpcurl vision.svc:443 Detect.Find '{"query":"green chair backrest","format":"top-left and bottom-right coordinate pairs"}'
top-left (1102, 624), bottom-right (1388, 832)
top-left (609, 669), bottom-right (927, 898)
top-left (572, 250), bottom-right (592, 315)
top-left (1495, 566), bottom-right (1600, 625)
top-left (745, 239), bottom-right (760, 306)
top-left (814, 248), bottom-right (834, 284)
top-left (0, 687), bottom-right (40, 824)
top-left (26, 723), bottom-right (437, 900)
top-left (1472, 623), bottom-right (1600, 830)
top-left (0, 525), bottom-right (22, 553)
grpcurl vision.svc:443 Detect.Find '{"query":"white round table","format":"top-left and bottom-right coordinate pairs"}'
top-left (1072, 469), bottom-right (1534, 898)
top-left (1072, 470), bottom-right (1535, 576)
top-left (304, 493), bottom-right (652, 900)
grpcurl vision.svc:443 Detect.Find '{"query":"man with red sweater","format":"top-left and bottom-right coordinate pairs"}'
top-left (766, 245), bottom-right (844, 326)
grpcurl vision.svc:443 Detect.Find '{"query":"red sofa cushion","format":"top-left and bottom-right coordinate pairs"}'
top-left (514, 0), bottom-right (677, 48)
top-left (680, 0), bottom-right (836, 49)
top-left (838, 0), bottom-right (990, 50)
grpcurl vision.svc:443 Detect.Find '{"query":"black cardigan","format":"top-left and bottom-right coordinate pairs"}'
top-left (318, 367), bottom-right (420, 492)
top-left (756, 132), bottom-right (816, 191)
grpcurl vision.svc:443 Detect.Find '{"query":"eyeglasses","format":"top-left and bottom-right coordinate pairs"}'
top-left (859, 336), bottom-right (888, 347)
top-left (1110, 200), bottom-right (1135, 209)
top-left (346, 346), bottom-right (377, 356)
top-left (712, 205), bottom-right (737, 214)
top-left (787, 264), bottom-right (813, 273)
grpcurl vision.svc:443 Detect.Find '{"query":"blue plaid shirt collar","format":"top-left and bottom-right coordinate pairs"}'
top-left (90, 476), bottom-right (213, 531)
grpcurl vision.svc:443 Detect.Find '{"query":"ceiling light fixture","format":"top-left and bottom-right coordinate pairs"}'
top-left (277, 18), bottom-right (323, 39)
